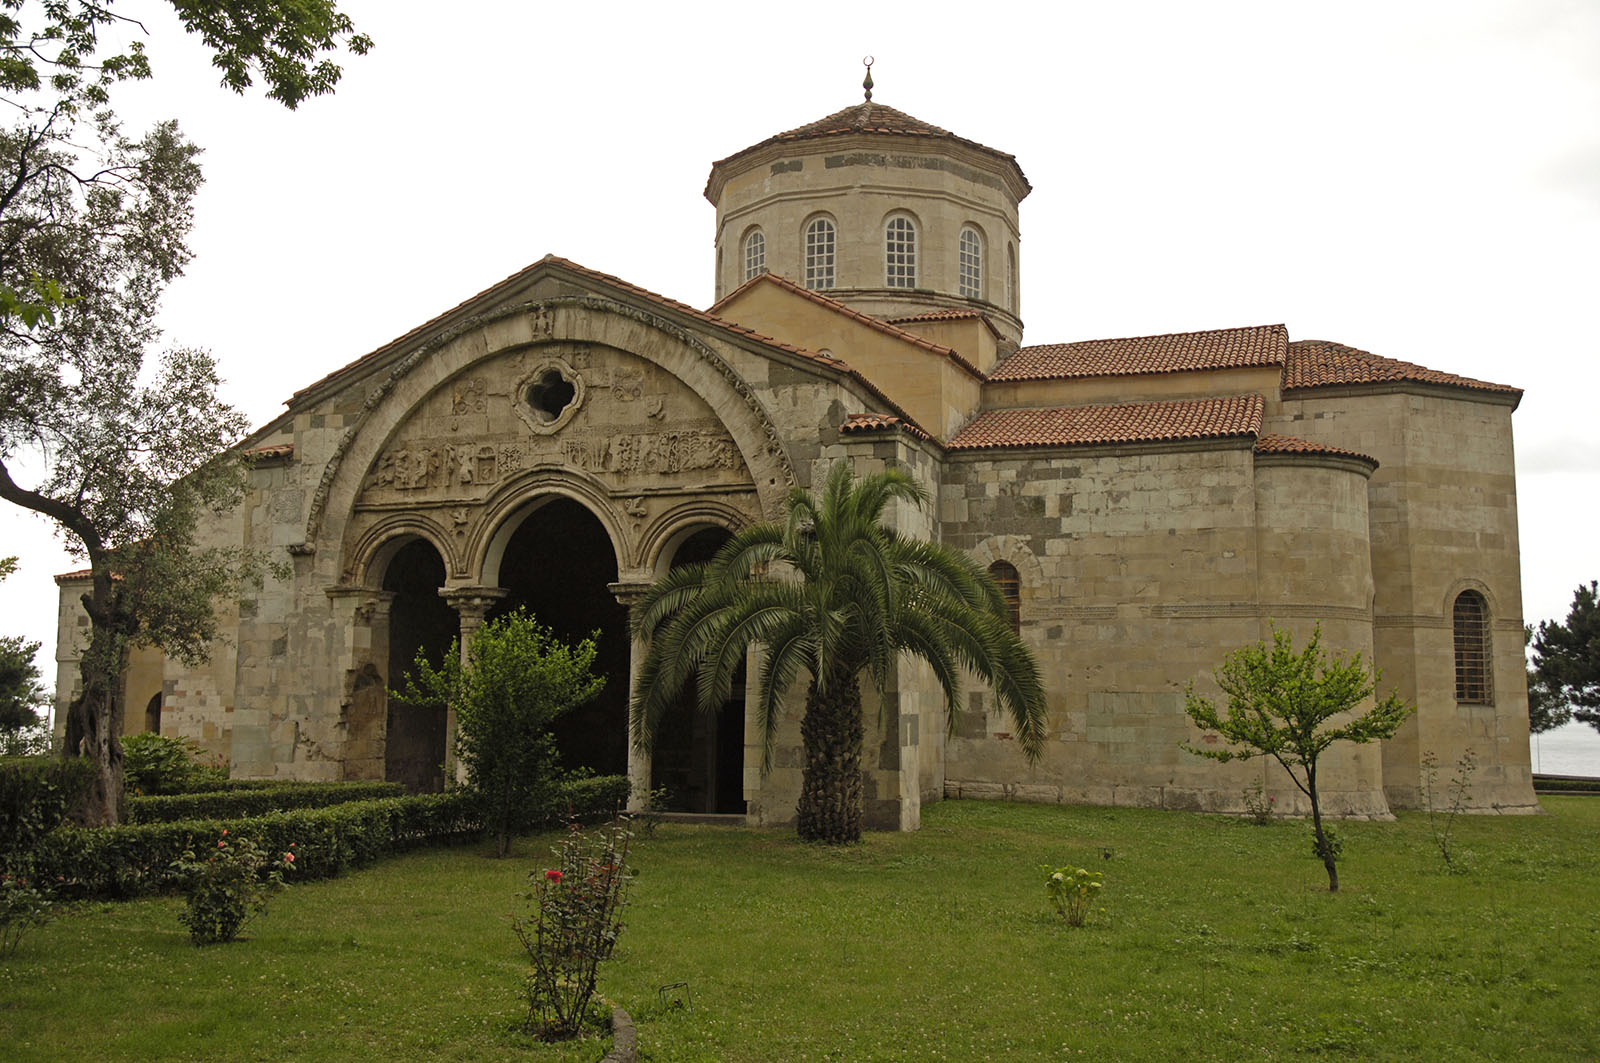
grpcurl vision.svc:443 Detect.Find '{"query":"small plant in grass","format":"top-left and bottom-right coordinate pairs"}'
top-left (171, 831), bottom-right (295, 945)
top-left (0, 871), bottom-right (55, 955)
top-left (1242, 779), bottom-right (1276, 825)
top-left (1421, 748), bottom-right (1478, 872)
top-left (1042, 864), bottom-right (1104, 927)
top-left (512, 818), bottom-right (634, 1040)
top-left (633, 784), bottom-right (671, 839)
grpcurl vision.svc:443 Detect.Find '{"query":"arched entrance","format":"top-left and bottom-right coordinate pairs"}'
top-left (650, 527), bottom-right (748, 814)
top-left (493, 497), bottom-right (630, 777)
top-left (382, 537), bottom-right (456, 793)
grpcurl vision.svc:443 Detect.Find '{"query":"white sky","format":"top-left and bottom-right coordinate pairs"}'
top-left (3, 0), bottom-right (1597, 692)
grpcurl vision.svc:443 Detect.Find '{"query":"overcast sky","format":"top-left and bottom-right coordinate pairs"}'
top-left (3, 0), bottom-right (1596, 697)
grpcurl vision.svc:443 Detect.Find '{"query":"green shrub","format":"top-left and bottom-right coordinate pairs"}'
top-left (0, 756), bottom-right (95, 868)
top-left (128, 781), bottom-right (404, 823)
top-left (122, 734), bottom-right (228, 795)
top-left (29, 775), bottom-right (629, 900)
top-left (1, 870), bottom-right (57, 955)
top-left (1533, 777), bottom-right (1600, 794)
top-left (171, 831), bottom-right (294, 945)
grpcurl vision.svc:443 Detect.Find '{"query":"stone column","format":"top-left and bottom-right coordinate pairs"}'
top-left (324, 586), bottom-right (395, 782)
top-left (437, 586), bottom-right (509, 784)
top-left (608, 579), bottom-right (654, 811)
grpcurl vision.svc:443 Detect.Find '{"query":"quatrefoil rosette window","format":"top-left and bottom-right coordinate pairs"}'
top-left (516, 357), bottom-right (586, 435)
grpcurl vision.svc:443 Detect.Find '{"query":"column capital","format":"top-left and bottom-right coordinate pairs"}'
top-left (607, 581), bottom-right (655, 609)
top-left (438, 586), bottom-right (509, 618)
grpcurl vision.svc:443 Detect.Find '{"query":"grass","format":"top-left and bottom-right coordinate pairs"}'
top-left (4, 798), bottom-right (1598, 1062)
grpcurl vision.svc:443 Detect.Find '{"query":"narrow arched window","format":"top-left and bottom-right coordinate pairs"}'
top-left (1007, 243), bottom-right (1018, 313)
top-left (743, 230), bottom-right (766, 281)
top-left (959, 226), bottom-right (983, 299)
top-left (989, 561), bottom-right (1021, 634)
top-left (885, 215), bottom-right (917, 288)
top-left (804, 217), bottom-right (836, 290)
top-left (1453, 590), bottom-right (1492, 704)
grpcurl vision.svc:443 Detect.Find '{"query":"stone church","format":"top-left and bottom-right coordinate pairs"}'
top-left (56, 92), bottom-right (1538, 826)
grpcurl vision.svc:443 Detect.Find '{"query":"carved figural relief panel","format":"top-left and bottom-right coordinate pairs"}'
top-left (355, 344), bottom-right (753, 511)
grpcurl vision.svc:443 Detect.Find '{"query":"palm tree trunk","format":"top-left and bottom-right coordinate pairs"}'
top-left (797, 674), bottom-right (863, 843)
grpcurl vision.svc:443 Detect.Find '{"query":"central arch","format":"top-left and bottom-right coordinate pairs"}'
top-left (488, 496), bottom-right (631, 777)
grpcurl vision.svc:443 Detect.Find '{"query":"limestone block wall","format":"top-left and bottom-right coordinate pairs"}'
top-left (1267, 388), bottom-right (1535, 812)
top-left (939, 442), bottom-right (1393, 816)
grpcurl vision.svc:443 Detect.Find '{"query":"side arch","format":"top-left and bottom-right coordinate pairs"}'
top-left (639, 499), bottom-right (756, 577)
top-left (347, 513), bottom-right (460, 589)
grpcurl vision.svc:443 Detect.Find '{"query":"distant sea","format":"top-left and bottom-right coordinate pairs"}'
top-left (1530, 719), bottom-right (1600, 778)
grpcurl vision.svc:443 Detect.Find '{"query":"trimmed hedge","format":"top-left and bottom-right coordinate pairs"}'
top-left (127, 782), bottom-right (406, 823)
top-left (1533, 776), bottom-right (1600, 794)
top-left (1, 756), bottom-right (95, 867)
top-left (32, 774), bottom-right (632, 899)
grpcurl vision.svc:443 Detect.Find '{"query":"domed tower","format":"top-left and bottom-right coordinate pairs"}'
top-left (706, 86), bottom-right (1031, 345)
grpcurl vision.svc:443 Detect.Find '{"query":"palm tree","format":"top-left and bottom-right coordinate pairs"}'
top-left (630, 462), bottom-right (1048, 843)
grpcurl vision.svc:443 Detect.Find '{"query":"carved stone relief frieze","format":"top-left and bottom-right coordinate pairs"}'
top-left (562, 430), bottom-right (740, 477)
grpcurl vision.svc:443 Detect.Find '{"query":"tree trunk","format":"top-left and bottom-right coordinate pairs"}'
top-left (1308, 767), bottom-right (1338, 892)
top-left (796, 673), bottom-right (863, 843)
top-left (63, 580), bottom-right (130, 827)
top-left (64, 655), bottom-right (125, 826)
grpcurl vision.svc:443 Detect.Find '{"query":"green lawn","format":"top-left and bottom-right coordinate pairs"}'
top-left (4, 798), bottom-right (1597, 1062)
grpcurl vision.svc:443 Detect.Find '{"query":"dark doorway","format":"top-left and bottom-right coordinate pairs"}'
top-left (382, 538), bottom-right (455, 794)
top-left (650, 527), bottom-right (748, 814)
top-left (494, 498), bottom-right (630, 777)
top-left (144, 693), bottom-right (162, 734)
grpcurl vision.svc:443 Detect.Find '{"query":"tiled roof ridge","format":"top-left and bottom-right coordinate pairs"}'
top-left (991, 324), bottom-right (1288, 383)
top-left (710, 271), bottom-right (985, 379)
top-left (887, 308), bottom-right (986, 323)
top-left (949, 393), bottom-right (1265, 452)
top-left (1284, 339), bottom-right (1520, 396)
top-left (1253, 433), bottom-right (1378, 467)
top-left (706, 100), bottom-right (1030, 199)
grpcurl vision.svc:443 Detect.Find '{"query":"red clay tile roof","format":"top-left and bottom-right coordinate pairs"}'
top-left (1284, 340), bottom-right (1520, 397)
top-left (839, 412), bottom-right (930, 441)
top-left (991, 325), bottom-right (1288, 382)
top-left (1254, 434), bottom-right (1378, 467)
top-left (710, 271), bottom-right (984, 379)
top-left (949, 394), bottom-right (1265, 451)
top-left (54, 567), bottom-right (93, 582)
top-left (706, 100), bottom-right (1030, 200)
top-left (888, 309), bottom-right (988, 324)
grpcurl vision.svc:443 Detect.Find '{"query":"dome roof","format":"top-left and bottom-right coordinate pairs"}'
top-left (705, 100), bottom-right (1030, 202)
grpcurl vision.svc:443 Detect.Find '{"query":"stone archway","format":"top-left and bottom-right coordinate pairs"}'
top-left (648, 526), bottom-right (748, 814)
top-left (379, 537), bottom-right (455, 793)
top-left (488, 496), bottom-right (631, 778)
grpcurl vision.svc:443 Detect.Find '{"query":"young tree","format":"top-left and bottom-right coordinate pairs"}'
top-left (396, 610), bottom-right (605, 858)
top-left (0, 3), bottom-right (368, 824)
top-left (631, 461), bottom-right (1048, 844)
top-left (1182, 623), bottom-right (1412, 891)
top-left (1531, 581), bottom-right (1600, 735)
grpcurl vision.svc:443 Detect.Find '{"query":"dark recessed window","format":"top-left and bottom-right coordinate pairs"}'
top-left (1453, 589), bottom-right (1492, 704)
top-left (989, 560), bottom-right (1021, 634)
